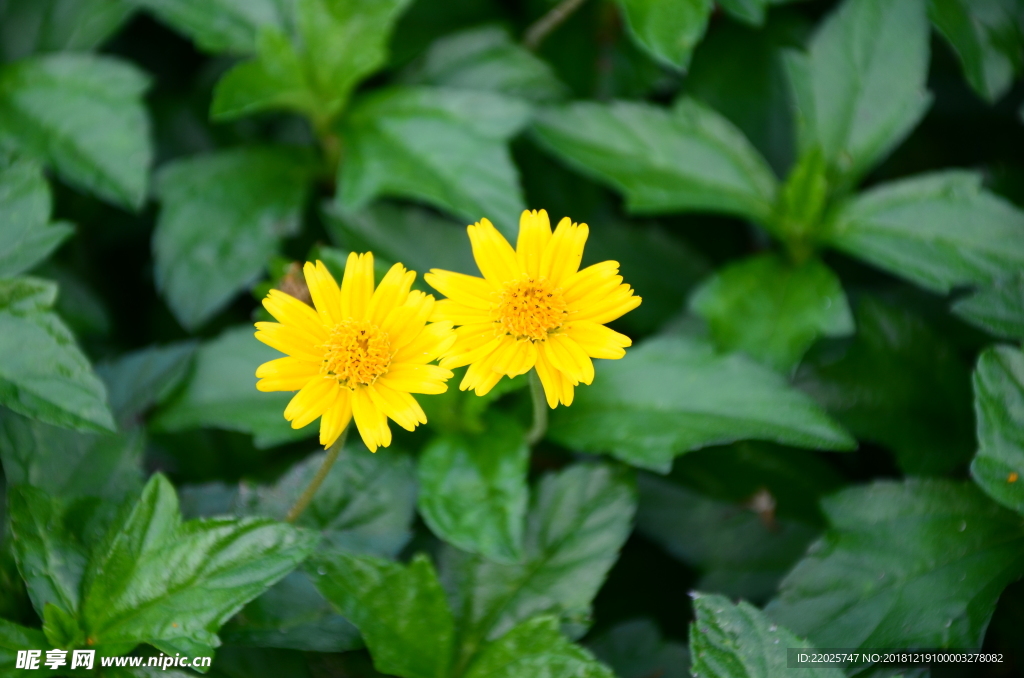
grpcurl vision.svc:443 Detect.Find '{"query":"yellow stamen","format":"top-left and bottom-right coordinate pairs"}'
top-left (496, 277), bottom-right (566, 342)
top-left (320, 319), bottom-right (391, 387)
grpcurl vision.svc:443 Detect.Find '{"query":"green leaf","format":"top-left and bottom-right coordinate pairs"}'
top-left (128, 0), bottom-right (287, 54)
top-left (637, 473), bottom-right (819, 602)
top-left (785, 0), bottom-right (931, 187)
top-left (765, 479), bottom-right (1024, 649)
top-left (312, 551), bottom-right (455, 678)
top-left (970, 345), bottom-right (1024, 515)
top-left (79, 473), bottom-right (317, 652)
top-left (237, 444), bottom-right (417, 556)
top-left (690, 254), bottom-right (853, 373)
top-left (588, 618), bottom-right (690, 678)
top-left (0, 408), bottom-right (143, 501)
top-left (443, 464), bottom-right (636, 659)
top-left (337, 86), bottom-right (530, 236)
top-left (691, 593), bottom-right (844, 678)
top-left (323, 201), bottom-right (477, 277)
top-left (210, 0), bottom-right (413, 123)
top-left (401, 25), bottom-right (567, 102)
top-left (952, 272), bottom-right (1024, 340)
top-left (929, 0), bottom-right (1024, 103)
top-left (0, 158), bottom-right (73, 277)
top-left (418, 413), bottom-right (529, 563)
top-left (153, 147), bottom-right (312, 330)
top-left (532, 99), bottom-right (778, 224)
top-left (0, 278), bottom-right (115, 433)
top-left (0, 0), bottom-right (135, 61)
top-left (0, 54), bottom-right (152, 209)
top-left (614, 0), bottom-right (713, 70)
top-left (95, 342), bottom-right (197, 426)
top-left (0, 618), bottom-right (50, 675)
top-left (823, 171), bottom-right (1024, 294)
top-left (549, 335), bottom-right (855, 473)
top-left (796, 298), bottom-right (974, 475)
top-left (464, 615), bottom-right (614, 678)
top-left (151, 326), bottom-right (313, 448)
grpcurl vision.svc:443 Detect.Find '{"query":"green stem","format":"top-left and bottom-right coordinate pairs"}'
top-left (526, 369), bottom-right (548, 446)
top-left (523, 0), bottom-right (590, 51)
top-left (285, 425), bottom-right (348, 523)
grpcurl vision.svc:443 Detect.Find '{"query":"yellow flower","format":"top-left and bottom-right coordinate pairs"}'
top-left (255, 253), bottom-right (455, 452)
top-left (425, 210), bottom-right (640, 408)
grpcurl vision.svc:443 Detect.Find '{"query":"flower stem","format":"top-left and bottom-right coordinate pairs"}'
top-left (526, 369), bottom-right (548, 446)
top-left (286, 425), bottom-right (349, 523)
top-left (523, 0), bottom-right (590, 51)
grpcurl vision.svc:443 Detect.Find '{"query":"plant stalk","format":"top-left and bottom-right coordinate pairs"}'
top-left (286, 425), bottom-right (349, 523)
top-left (523, 0), bottom-right (590, 51)
top-left (526, 369), bottom-right (549, 446)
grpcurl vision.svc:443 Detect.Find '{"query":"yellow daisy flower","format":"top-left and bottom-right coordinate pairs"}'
top-left (255, 253), bottom-right (456, 452)
top-left (425, 210), bottom-right (641, 408)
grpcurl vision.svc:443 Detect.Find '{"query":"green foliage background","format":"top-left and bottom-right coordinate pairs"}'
top-left (1, 0), bottom-right (1024, 676)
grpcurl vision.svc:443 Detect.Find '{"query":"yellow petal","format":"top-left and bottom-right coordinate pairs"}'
top-left (284, 377), bottom-right (337, 429)
top-left (490, 338), bottom-right (538, 378)
top-left (562, 261), bottom-right (621, 303)
top-left (515, 209), bottom-right (552, 279)
top-left (432, 299), bottom-right (494, 325)
top-left (263, 289), bottom-right (326, 343)
top-left (255, 322), bottom-right (323, 363)
top-left (393, 320), bottom-right (456, 364)
top-left (563, 322), bottom-right (631, 360)
top-left (468, 218), bottom-right (521, 285)
top-left (534, 350), bottom-right (574, 408)
top-left (440, 334), bottom-right (504, 370)
top-left (461, 343), bottom-right (506, 396)
top-left (256, 357), bottom-right (321, 391)
top-left (368, 382), bottom-right (427, 432)
top-left (424, 269), bottom-right (497, 310)
top-left (380, 363), bottom-right (453, 394)
top-left (341, 252), bottom-right (375, 320)
top-left (320, 390), bottom-right (353, 447)
top-left (570, 286), bottom-right (642, 325)
top-left (545, 334), bottom-right (594, 385)
top-left (304, 261), bottom-right (342, 326)
top-left (352, 386), bottom-right (392, 452)
top-left (540, 217), bottom-right (588, 286)
top-left (368, 262), bottom-right (416, 326)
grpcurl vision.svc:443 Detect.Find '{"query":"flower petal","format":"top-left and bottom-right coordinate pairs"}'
top-left (432, 299), bottom-right (494, 325)
top-left (540, 217), bottom-right (588, 287)
top-left (424, 269), bottom-right (497, 309)
top-left (563, 322), bottom-right (632, 360)
top-left (535, 348), bottom-right (574, 408)
top-left (341, 251), bottom-right (375, 321)
top-left (491, 337), bottom-right (538, 378)
top-left (304, 260), bottom-right (343, 325)
top-left (368, 262), bottom-right (416, 326)
top-left (284, 377), bottom-right (337, 429)
top-left (379, 363), bottom-right (453, 394)
top-left (569, 286), bottom-right (642, 325)
top-left (368, 381), bottom-right (427, 432)
top-left (516, 209), bottom-right (552, 279)
top-left (352, 386), bottom-right (392, 452)
top-left (319, 390), bottom-right (352, 447)
top-left (263, 289), bottom-right (326, 343)
top-left (256, 356), bottom-right (321, 391)
top-left (255, 322), bottom-right (322, 363)
top-left (392, 320), bottom-right (457, 364)
top-left (545, 334), bottom-right (594, 385)
top-left (468, 218), bottom-right (521, 284)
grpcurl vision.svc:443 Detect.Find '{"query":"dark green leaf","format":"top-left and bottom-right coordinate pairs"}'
top-left (614, 0), bottom-right (713, 70)
top-left (784, 0), bottom-right (931, 187)
top-left (588, 618), bottom-right (690, 678)
top-left (237, 444), bottom-right (417, 556)
top-left (0, 618), bottom-right (50, 675)
top-left (796, 298), bottom-right (973, 475)
top-left (418, 414), bottom-right (529, 563)
top-left (0, 54), bottom-right (152, 209)
top-left (95, 342), bottom-right (197, 426)
top-left (766, 479), bottom-right (1024, 649)
top-left (0, 0), bottom-right (135, 61)
top-left (401, 25), bottom-right (567, 102)
top-left (691, 593), bottom-right (843, 678)
top-left (952, 272), bottom-right (1024, 340)
top-left (323, 201), bottom-right (477, 277)
top-left (312, 551), bottom-right (455, 678)
top-left (929, 0), bottom-right (1024, 103)
top-left (443, 464), bottom-right (636, 660)
top-left (210, 0), bottom-right (413, 123)
top-left (0, 158), bottom-right (72, 277)
top-left (717, 0), bottom-right (769, 25)
top-left (464, 615), bottom-right (614, 678)
top-left (79, 473), bottom-right (317, 652)
top-left (690, 254), bottom-right (853, 372)
top-left (153, 147), bottom-right (312, 330)
top-left (970, 345), bottom-right (1024, 515)
top-left (550, 336), bottom-right (855, 473)
top-left (0, 408), bottom-right (143, 501)
top-left (0, 279), bottom-right (115, 433)
top-left (638, 473), bottom-right (819, 601)
top-left (128, 0), bottom-right (287, 54)
top-left (823, 172), bottom-right (1024, 293)
top-left (151, 326), bottom-right (312, 448)
top-left (532, 99), bottom-right (778, 224)
top-left (337, 86), bottom-right (530, 236)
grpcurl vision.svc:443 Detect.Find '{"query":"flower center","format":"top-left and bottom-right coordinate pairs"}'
top-left (495, 278), bottom-right (566, 342)
top-left (319, 319), bottom-right (391, 387)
